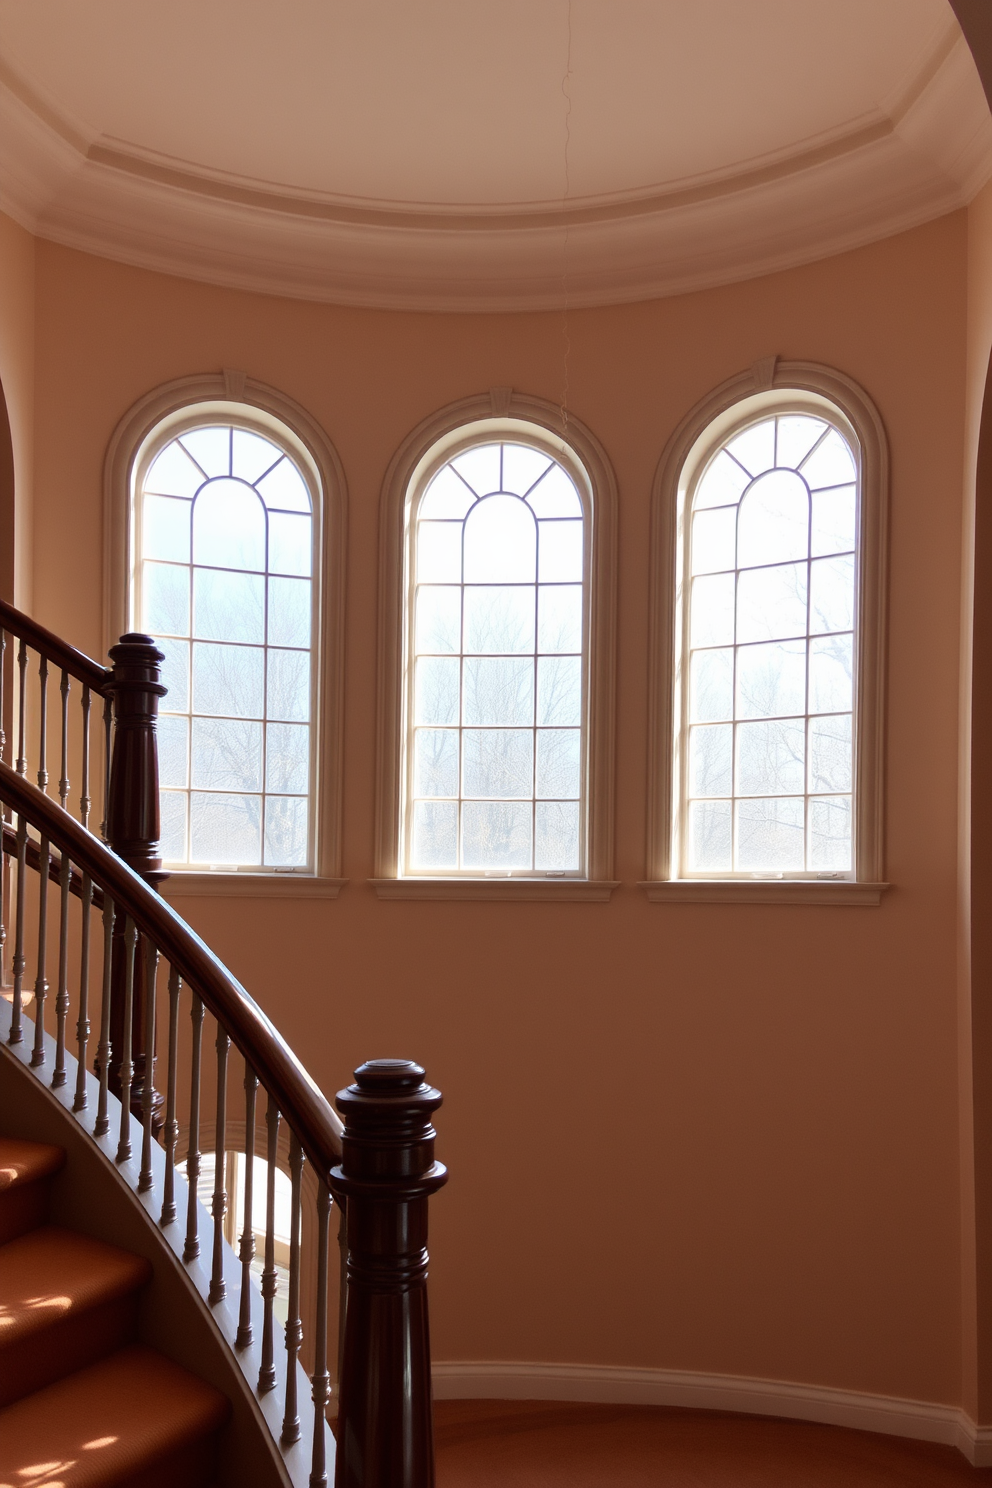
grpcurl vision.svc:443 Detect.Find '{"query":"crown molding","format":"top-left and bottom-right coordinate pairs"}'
top-left (0, 27), bottom-right (988, 310)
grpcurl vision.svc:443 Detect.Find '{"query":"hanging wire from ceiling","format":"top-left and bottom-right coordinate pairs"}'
top-left (560, 0), bottom-right (573, 431)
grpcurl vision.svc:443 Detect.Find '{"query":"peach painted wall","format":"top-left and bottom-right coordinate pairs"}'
top-left (0, 210), bottom-right (34, 607)
top-left (25, 214), bottom-right (967, 1406)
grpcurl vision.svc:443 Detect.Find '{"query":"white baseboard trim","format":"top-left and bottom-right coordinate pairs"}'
top-left (432, 1361), bottom-right (992, 1466)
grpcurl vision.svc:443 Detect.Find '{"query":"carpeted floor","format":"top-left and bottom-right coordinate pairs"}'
top-left (434, 1401), bottom-right (992, 1486)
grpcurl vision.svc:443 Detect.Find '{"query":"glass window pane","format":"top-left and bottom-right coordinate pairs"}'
top-left (688, 724), bottom-right (732, 797)
top-left (264, 796), bottom-right (309, 867)
top-left (736, 470), bottom-right (809, 568)
top-left (463, 586), bottom-right (535, 655)
top-left (809, 633), bottom-right (853, 714)
top-left (536, 729), bottom-right (581, 798)
top-left (810, 555), bottom-right (855, 635)
top-left (179, 427), bottom-right (230, 479)
top-left (451, 444), bottom-right (500, 496)
top-left (736, 640), bottom-right (806, 720)
top-left (526, 465), bottom-right (582, 518)
top-left (691, 507), bottom-right (735, 575)
top-left (463, 658), bottom-right (533, 726)
top-left (415, 586), bottom-right (461, 654)
top-left (538, 520), bottom-right (582, 582)
top-left (144, 495), bottom-right (191, 563)
top-left (158, 638), bottom-right (189, 712)
top-left (194, 569), bottom-right (265, 644)
top-left (464, 497), bottom-right (536, 583)
top-left (809, 713), bottom-right (852, 794)
top-left (160, 791), bottom-right (188, 862)
top-left (687, 800), bottom-right (732, 870)
top-left (811, 485), bottom-right (856, 557)
top-left (800, 428), bottom-right (856, 489)
top-left (268, 577), bottom-right (311, 649)
top-left (190, 792), bottom-right (262, 864)
top-left (268, 649), bottom-right (311, 722)
top-left (268, 512), bottom-right (312, 577)
top-left (146, 441), bottom-right (203, 498)
top-left (414, 730), bottom-right (459, 798)
top-left (419, 464), bottom-right (475, 518)
top-left (191, 717), bottom-right (263, 792)
top-left (461, 801), bottom-right (531, 869)
top-left (737, 562), bottom-right (807, 644)
top-left (737, 719), bottom-right (805, 796)
top-left (415, 657), bottom-right (460, 725)
top-left (158, 715), bottom-right (188, 789)
top-left (411, 801), bottom-right (457, 868)
top-left (255, 457), bottom-right (312, 512)
top-left (538, 585), bottom-right (582, 653)
top-left (266, 723), bottom-right (309, 794)
top-left (143, 562), bottom-right (189, 637)
top-left (232, 429), bottom-right (281, 483)
top-left (537, 657), bottom-right (582, 726)
top-left (736, 797), bottom-right (805, 871)
top-left (694, 450), bottom-right (749, 510)
top-left (535, 802), bottom-right (580, 869)
top-left (809, 795), bottom-right (852, 871)
top-left (193, 479), bottom-right (265, 570)
top-left (418, 521), bottom-right (463, 583)
top-left (690, 573), bottom-right (735, 648)
top-left (192, 642), bottom-right (264, 719)
top-left (776, 415), bottom-right (826, 470)
top-left (726, 419), bottom-right (775, 477)
top-left (502, 445), bottom-right (553, 498)
top-left (463, 730), bottom-right (533, 798)
top-left (689, 648), bottom-right (733, 723)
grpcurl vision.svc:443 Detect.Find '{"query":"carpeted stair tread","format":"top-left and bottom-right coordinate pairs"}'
top-left (0, 1342), bottom-right (231, 1488)
top-left (0, 1226), bottom-right (151, 1351)
top-left (0, 1135), bottom-right (64, 1191)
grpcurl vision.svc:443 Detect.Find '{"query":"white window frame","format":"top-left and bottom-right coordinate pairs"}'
top-left (643, 359), bottom-right (889, 906)
top-left (105, 371), bottom-right (347, 898)
top-left (372, 390), bottom-right (618, 901)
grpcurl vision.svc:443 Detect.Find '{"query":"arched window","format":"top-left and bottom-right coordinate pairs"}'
top-left (646, 363), bottom-right (887, 903)
top-left (374, 395), bottom-right (618, 899)
top-left (133, 420), bottom-right (317, 870)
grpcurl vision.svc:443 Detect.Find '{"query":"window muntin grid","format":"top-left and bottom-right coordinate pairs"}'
top-left (405, 440), bottom-right (588, 876)
top-left (680, 412), bottom-right (858, 877)
top-left (135, 423), bottom-right (316, 870)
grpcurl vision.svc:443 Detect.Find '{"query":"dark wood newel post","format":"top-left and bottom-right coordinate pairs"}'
top-left (331, 1059), bottom-right (447, 1488)
top-left (104, 632), bottom-right (167, 1129)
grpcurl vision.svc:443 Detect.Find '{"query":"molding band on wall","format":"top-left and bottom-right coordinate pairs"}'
top-left (431, 1361), bottom-right (992, 1466)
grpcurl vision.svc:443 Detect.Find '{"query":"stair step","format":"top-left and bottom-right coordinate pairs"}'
top-left (0, 1343), bottom-right (231, 1488)
top-left (0, 1136), bottom-right (65, 1244)
top-left (0, 1226), bottom-right (152, 1405)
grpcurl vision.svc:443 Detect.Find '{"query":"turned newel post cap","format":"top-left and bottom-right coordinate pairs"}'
top-left (354, 1058), bottom-right (427, 1092)
top-left (333, 1058), bottom-right (446, 1190)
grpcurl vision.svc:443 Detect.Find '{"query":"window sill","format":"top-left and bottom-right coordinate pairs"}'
top-left (161, 874), bottom-right (348, 901)
top-left (370, 878), bottom-right (620, 902)
top-left (638, 880), bottom-right (890, 906)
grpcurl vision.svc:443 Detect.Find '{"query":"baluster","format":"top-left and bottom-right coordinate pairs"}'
top-left (282, 1132), bottom-right (304, 1445)
top-left (101, 694), bottom-right (112, 841)
top-left (309, 1181), bottom-right (332, 1488)
top-left (0, 799), bottom-right (5, 989)
top-left (94, 896), bottom-right (115, 1136)
top-left (30, 837), bottom-right (50, 1068)
top-left (52, 846), bottom-right (71, 1087)
top-left (115, 917), bottom-right (137, 1164)
top-left (80, 685), bottom-right (92, 829)
top-left (160, 967), bottom-right (181, 1225)
top-left (210, 1025), bottom-right (230, 1304)
top-left (237, 1062), bottom-right (259, 1348)
top-left (332, 1061), bottom-right (448, 1488)
top-left (72, 874), bottom-right (93, 1111)
top-left (8, 811), bottom-right (26, 1044)
top-left (15, 639), bottom-right (26, 777)
top-left (259, 1098), bottom-right (281, 1393)
top-left (58, 669), bottom-right (70, 811)
top-left (138, 937), bottom-right (159, 1193)
top-left (37, 656), bottom-right (48, 792)
top-left (0, 628), bottom-right (5, 762)
top-left (183, 994), bottom-right (204, 1261)
top-left (336, 1197), bottom-right (348, 1407)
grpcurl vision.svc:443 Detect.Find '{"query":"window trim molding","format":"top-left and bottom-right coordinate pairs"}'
top-left (104, 370), bottom-right (348, 881)
top-left (374, 389), bottom-right (618, 894)
top-left (644, 358), bottom-right (888, 896)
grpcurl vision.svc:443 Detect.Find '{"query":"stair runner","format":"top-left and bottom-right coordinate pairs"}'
top-left (0, 1135), bottom-right (230, 1487)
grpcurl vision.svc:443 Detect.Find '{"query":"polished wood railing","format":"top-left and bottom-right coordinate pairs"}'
top-left (0, 601), bottom-right (446, 1488)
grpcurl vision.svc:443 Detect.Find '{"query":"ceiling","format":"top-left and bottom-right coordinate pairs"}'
top-left (0, 0), bottom-right (988, 311)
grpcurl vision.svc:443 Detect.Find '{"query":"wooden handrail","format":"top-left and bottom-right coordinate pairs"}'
top-left (0, 598), bottom-right (112, 694)
top-left (0, 759), bottom-right (343, 1172)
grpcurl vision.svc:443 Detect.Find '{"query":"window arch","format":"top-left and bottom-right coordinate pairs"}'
top-left (106, 374), bottom-right (346, 886)
top-left (645, 361), bottom-right (887, 903)
top-left (374, 393), bottom-right (618, 899)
